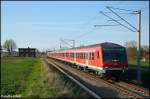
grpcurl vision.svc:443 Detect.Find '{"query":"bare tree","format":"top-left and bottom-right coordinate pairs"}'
top-left (141, 45), bottom-right (149, 59)
top-left (124, 41), bottom-right (149, 59)
top-left (3, 39), bottom-right (17, 56)
top-left (124, 41), bottom-right (137, 58)
top-left (124, 40), bottom-right (137, 48)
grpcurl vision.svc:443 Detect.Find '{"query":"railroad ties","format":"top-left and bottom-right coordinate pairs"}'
top-left (46, 59), bottom-right (102, 99)
top-left (46, 58), bottom-right (149, 98)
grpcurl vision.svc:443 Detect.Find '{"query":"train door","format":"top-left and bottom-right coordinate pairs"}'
top-left (74, 52), bottom-right (76, 62)
top-left (85, 49), bottom-right (89, 66)
top-left (96, 50), bottom-right (100, 66)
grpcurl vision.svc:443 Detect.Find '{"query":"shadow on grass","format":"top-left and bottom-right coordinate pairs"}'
top-left (124, 64), bottom-right (150, 89)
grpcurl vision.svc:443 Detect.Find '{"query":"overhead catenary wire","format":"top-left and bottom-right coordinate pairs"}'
top-left (74, 20), bottom-right (110, 40)
top-left (107, 6), bottom-right (135, 12)
top-left (99, 11), bottom-right (136, 32)
top-left (106, 6), bottom-right (138, 32)
top-left (98, 11), bottom-right (136, 14)
top-left (72, 1), bottom-right (123, 40)
top-left (72, 2), bottom-right (148, 41)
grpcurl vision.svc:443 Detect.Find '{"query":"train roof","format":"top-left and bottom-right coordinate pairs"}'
top-left (58, 42), bottom-right (125, 52)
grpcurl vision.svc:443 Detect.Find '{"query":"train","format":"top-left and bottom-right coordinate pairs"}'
top-left (47, 42), bottom-right (128, 77)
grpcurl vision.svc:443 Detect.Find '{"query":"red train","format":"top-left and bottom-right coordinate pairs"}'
top-left (47, 42), bottom-right (128, 76)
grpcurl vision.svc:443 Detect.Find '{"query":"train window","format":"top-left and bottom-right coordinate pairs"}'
top-left (72, 53), bottom-right (74, 58)
top-left (66, 53), bottom-right (67, 57)
top-left (85, 53), bottom-right (88, 59)
top-left (69, 53), bottom-right (70, 57)
top-left (97, 51), bottom-right (99, 59)
top-left (83, 53), bottom-right (85, 59)
top-left (76, 53), bottom-right (78, 58)
top-left (92, 52), bottom-right (94, 60)
top-left (71, 53), bottom-right (74, 58)
top-left (79, 53), bottom-right (81, 59)
top-left (81, 53), bottom-right (82, 59)
top-left (89, 53), bottom-right (91, 60)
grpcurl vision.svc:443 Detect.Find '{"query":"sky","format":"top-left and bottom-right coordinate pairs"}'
top-left (1, 1), bottom-right (149, 51)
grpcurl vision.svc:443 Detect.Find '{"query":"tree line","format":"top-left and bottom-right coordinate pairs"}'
top-left (1, 39), bottom-right (149, 59)
top-left (124, 40), bottom-right (149, 60)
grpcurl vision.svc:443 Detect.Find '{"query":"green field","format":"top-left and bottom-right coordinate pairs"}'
top-left (1, 57), bottom-right (37, 95)
top-left (1, 57), bottom-right (90, 98)
top-left (128, 57), bottom-right (149, 68)
top-left (1, 57), bottom-right (54, 98)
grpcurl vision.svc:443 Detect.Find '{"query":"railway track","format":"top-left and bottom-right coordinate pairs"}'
top-left (86, 72), bottom-right (150, 98)
top-left (46, 59), bottom-right (102, 98)
top-left (117, 81), bottom-right (150, 97)
top-left (82, 70), bottom-right (150, 98)
top-left (46, 58), bottom-right (149, 98)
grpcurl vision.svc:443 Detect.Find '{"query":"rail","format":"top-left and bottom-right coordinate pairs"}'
top-left (46, 58), bottom-right (149, 98)
top-left (47, 60), bottom-right (102, 99)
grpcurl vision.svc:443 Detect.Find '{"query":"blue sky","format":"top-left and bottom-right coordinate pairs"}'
top-left (1, 1), bottom-right (149, 51)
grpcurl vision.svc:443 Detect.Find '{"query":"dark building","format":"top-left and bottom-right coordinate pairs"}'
top-left (19, 47), bottom-right (36, 57)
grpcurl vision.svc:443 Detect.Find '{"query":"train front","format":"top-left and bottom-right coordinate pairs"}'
top-left (102, 46), bottom-right (128, 76)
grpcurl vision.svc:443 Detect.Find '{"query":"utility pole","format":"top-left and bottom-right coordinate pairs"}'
top-left (70, 40), bottom-right (75, 48)
top-left (60, 39), bottom-right (75, 48)
top-left (60, 43), bottom-right (62, 50)
top-left (136, 10), bottom-right (141, 84)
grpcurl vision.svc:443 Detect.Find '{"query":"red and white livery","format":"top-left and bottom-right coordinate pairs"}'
top-left (47, 42), bottom-right (128, 75)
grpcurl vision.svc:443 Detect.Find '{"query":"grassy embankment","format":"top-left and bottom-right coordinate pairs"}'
top-left (1, 57), bottom-right (90, 98)
top-left (128, 57), bottom-right (149, 68)
top-left (127, 57), bottom-right (149, 88)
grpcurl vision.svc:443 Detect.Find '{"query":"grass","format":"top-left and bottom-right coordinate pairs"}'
top-left (126, 57), bottom-right (149, 88)
top-left (40, 60), bottom-right (91, 98)
top-left (1, 57), bottom-right (38, 95)
top-left (1, 57), bottom-right (91, 98)
top-left (128, 57), bottom-right (149, 68)
top-left (20, 58), bottom-right (51, 98)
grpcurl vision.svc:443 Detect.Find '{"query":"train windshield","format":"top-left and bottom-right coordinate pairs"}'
top-left (103, 48), bottom-right (127, 63)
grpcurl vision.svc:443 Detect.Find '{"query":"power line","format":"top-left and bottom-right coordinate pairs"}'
top-left (74, 20), bottom-right (110, 39)
top-left (99, 11), bottom-right (135, 14)
top-left (94, 24), bottom-right (119, 27)
top-left (99, 11), bottom-right (136, 32)
top-left (74, 28), bottom-right (97, 40)
top-left (72, 1), bottom-right (123, 40)
top-left (108, 6), bottom-right (135, 12)
top-left (107, 7), bottom-right (138, 31)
